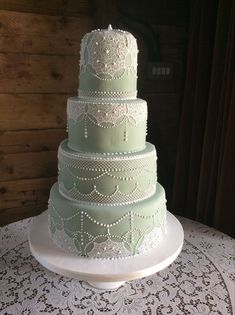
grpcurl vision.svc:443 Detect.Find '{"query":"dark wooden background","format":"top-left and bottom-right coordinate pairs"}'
top-left (0, 0), bottom-right (189, 225)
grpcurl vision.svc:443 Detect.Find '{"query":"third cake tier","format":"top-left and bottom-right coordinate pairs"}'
top-left (58, 140), bottom-right (157, 205)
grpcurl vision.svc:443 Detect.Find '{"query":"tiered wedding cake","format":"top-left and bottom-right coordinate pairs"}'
top-left (48, 25), bottom-right (167, 259)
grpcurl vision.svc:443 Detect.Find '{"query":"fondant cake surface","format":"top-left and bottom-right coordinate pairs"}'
top-left (58, 140), bottom-right (157, 205)
top-left (67, 97), bottom-right (147, 153)
top-left (78, 26), bottom-right (137, 99)
top-left (48, 25), bottom-right (167, 259)
top-left (48, 183), bottom-right (166, 259)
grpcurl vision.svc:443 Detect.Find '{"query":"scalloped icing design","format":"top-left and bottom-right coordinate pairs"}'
top-left (58, 141), bottom-right (157, 204)
top-left (59, 182), bottom-right (156, 205)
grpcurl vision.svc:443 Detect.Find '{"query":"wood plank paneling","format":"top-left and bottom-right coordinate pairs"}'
top-left (0, 151), bottom-right (57, 181)
top-left (0, 53), bottom-right (78, 93)
top-left (0, 0), bottom-right (93, 16)
top-left (0, 129), bottom-right (66, 154)
top-left (0, 0), bottom-right (95, 225)
top-left (0, 10), bottom-right (93, 54)
top-left (0, 94), bottom-right (67, 131)
top-left (0, 177), bottom-right (55, 210)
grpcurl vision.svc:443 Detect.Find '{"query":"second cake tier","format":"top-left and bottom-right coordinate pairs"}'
top-left (67, 97), bottom-right (147, 153)
top-left (58, 140), bottom-right (157, 205)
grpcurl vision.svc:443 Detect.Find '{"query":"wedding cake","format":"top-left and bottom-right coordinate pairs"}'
top-left (48, 25), bottom-right (167, 259)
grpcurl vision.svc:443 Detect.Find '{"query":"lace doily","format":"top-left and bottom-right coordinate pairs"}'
top-left (0, 217), bottom-right (234, 314)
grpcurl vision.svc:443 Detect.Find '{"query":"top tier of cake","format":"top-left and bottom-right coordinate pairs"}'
top-left (78, 25), bottom-right (138, 99)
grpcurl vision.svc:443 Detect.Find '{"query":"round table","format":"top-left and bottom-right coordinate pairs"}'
top-left (0, 216), bottom-right (234, 315)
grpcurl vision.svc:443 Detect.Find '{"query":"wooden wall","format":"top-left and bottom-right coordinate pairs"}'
top-left (0, 1), bottom-right (94, 225)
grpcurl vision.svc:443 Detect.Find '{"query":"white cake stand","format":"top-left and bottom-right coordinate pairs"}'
top-left (28, 210), bottom-right (184, 290)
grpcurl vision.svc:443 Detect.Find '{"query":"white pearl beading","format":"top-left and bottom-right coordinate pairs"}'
top-left (58, 146), bottom-right (157, 198)
top-left (67, 98), bottom-right (147, 126)
top-left (49, 198), bottom-right (166, 225)
top-left (80, 28), bottom-right (137, 80)
top-left (78, 89), bottom-right (137, 99)
top-left (59, 156), bottom-right (155, 169)
top-left (59, 182), bottom-right (156, 205)
top-left (58, 141), bottom-right (157, 204)
top-left (58, 140), bottom-right (156, 163)
top-left (48, 197), bottom-right (166, 259)
top-left (62, 166), bottom-right (150, 182)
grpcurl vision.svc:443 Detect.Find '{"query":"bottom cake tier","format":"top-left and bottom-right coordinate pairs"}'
top-left (48, 183), bottom-right (167, 259)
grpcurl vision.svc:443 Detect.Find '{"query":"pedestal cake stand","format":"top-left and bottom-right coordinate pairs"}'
top-left (29, 210), bottom-right (184, 290)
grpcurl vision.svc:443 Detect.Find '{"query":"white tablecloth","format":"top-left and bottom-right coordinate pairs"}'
top-left (0, 215), bottom-right (234, 315)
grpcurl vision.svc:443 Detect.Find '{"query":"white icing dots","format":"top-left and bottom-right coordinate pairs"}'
top-left (80, 29), bottom-right (137, 81)
top-left (78, 89), bottom-right (137, 99)
top-left (67, 100), bottom-right (147, 141)
top-left (48, 201), bottom-right (166, 259)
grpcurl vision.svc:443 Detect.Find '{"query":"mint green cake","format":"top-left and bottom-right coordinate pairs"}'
top-left (48, 25), bottom-right (167, 259)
